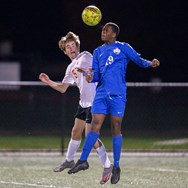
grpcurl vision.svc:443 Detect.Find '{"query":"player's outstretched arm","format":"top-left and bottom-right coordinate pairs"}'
top-left (39, 73), bottom-right (69, 93)
top-left (151, 58), bottom-right (160, 68)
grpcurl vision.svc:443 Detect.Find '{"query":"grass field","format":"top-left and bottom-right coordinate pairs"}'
top-left (0, 135), bottom-right (188, 151)
top-left (0, 135), bottom-right (188, 187)
top-left (0, 153), bottom-right (188, 188)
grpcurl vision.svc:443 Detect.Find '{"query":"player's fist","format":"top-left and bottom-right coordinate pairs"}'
top-left (39, 73), bottom-right (50, 83)
top-left (151, 59), bottom-right (160, 68)
top-left (86, 74), bottom-right (93, 83)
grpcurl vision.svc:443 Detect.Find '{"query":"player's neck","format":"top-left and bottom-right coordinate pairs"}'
top-left (105, 41), bottom-right (115, 45)
top-left (105, 39), bottom-right (116, 45)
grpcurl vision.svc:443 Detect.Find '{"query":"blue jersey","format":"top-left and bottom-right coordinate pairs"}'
top-left (91, 41), bottom-right (152, 95)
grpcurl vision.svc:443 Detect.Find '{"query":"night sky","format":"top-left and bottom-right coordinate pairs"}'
top-left (0, 0), bottom-right (187, 82)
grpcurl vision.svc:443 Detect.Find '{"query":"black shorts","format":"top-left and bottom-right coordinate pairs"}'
top-left (74, 105), bottom-right (92, 123)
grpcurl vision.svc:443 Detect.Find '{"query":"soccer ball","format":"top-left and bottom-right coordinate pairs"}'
top-left (82, 5), bottom-right (102, 26)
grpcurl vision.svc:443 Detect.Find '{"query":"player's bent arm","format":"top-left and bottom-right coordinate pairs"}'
top-left (46, 80), bottom-right (69, 93)
top-left (76, 67), bottom-right (94, 83)
top-left (123, 43), bottom-right (160, 68)
top-left (39, 73), bottom-right (69, 93)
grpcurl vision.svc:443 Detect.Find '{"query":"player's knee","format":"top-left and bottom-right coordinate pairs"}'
top-left (91, 124), bottom-right (100, 133)
top-left (111, 123), bottom-right (121, 136)
top-left (91, 120), bottom-right (102, 132)
top-left (71, 127), bottom-right (82, 139)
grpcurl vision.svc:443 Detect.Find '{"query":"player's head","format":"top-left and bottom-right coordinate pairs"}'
top-left (58, 32), bottom-right (80, 60)
top-left (101, 22), bottom-right (120, 44)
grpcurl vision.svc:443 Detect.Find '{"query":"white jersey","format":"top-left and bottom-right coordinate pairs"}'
top-left (62, 51), bottom-right (96, 108)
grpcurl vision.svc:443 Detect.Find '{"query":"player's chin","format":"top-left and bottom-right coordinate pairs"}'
top-left (101, 36), bottom-right (106, 41)
top-left (70, 53), bottom-right (77, 59)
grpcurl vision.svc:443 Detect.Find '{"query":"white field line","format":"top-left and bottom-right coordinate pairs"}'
top-left (0, 151), bottom-right (188, 157)
top-left (144, 168), bottom-right (188, 174)
top-left (154, 138), bottom-right (188, 145)
top-left (0, 181), bottom-right (71, 188)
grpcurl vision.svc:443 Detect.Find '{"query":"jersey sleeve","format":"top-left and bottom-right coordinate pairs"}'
top-left (91, 49), bottom-right (101, 82)
top-left (123, 43), bottom-right (152, 68)
top-left (79, 51), bottom-right (93, 68)
top-left (62, 64), bottom-right (75, 84)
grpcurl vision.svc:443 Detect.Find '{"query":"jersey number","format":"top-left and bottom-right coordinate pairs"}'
top-left (105, 56), bottom-right (114, 66)
top-left (71, 69), bottom-right (78, 79)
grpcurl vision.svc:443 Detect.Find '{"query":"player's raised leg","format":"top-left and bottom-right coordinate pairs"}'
top-left (84, 122), bottom-right (112, 184)
top-left (68, 114), bottom-right (105, 174)
top-left (67, 131), bottom-right (99, 174)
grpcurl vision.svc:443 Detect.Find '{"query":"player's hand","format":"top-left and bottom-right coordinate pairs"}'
top-left (151, 59), bottom-right (160, 68)
top-left (39, 73), bottom-right (50, 83)
top-left (76, 67), bottom-right (93, 83)
top-left (85, 74), bottom-right (93, 83)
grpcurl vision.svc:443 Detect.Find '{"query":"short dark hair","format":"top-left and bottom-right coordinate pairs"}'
top-left (104, 22), bottom-right (120, 37)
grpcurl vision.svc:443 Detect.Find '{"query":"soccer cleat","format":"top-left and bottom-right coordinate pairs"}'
top-left (100, 164), bottom-right (113, 184)
top-left (53, 160), bottom-right (75, 172)
top-left (68, 160), bottom-right (89, 174)
top-left (111, 166), bottom-right (121, 184)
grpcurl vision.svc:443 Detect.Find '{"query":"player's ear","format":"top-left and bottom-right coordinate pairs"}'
top-left (112, 32), bottom-right (116, 38)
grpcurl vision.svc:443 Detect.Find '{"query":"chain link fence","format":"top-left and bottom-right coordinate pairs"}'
top-left (0, 82), bottom-right (188, 137)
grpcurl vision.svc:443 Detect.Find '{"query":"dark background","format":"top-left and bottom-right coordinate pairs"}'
top-left (0, 0), bottom-right (187, 82)
top-left (0, 0), bottom-right (188, 135)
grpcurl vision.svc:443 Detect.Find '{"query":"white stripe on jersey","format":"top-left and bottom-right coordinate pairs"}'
top-left (62, 51), bottom-right (96, 108)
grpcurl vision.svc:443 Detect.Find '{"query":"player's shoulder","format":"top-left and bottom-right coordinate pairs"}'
top-left (115, 41), bottom-right (128, 46)
top-left (94, 44), bottom-right (105, 53)
top-left (79, 51), bottom-right (93, 58)
top-left (115, 41), bottom-right (134, 50)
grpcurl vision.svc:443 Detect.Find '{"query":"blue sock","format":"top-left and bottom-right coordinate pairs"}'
top-left (80, 131), bottom-right (99, 161)
top-left (113, 135), bottom-right (123, 167)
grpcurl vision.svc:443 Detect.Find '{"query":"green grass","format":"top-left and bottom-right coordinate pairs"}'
top-left (0, 154), bottom-right (188, 188)
top-left (0, 136), bottom-right (62, 150)
top-left (0, 135), bottom-right (188, 151)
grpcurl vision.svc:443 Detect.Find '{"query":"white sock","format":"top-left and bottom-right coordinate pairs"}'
top-left (96, 144), bottom-right (111, 168)
top-left (66, 138), bottom-right (81, 162)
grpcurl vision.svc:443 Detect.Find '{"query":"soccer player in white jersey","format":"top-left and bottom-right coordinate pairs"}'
top-left (39, 32), bottom-right (112, 184)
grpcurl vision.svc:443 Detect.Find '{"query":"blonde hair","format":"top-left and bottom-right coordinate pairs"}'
top-left (58, 32), bottom-right (80, 52)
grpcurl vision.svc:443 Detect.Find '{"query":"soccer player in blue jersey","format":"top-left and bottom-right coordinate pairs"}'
top-left (68, 22), bottom-right (160, 184)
